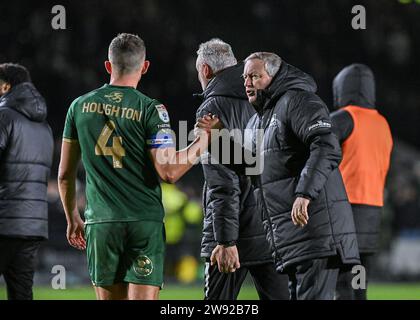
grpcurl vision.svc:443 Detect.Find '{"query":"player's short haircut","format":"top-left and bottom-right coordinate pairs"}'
top-left (196, 38), bottom-right (237, 74)
top-left (0, 63), bottom-right (31, 87)
top-left (244, 52), bottom-right (282, 77)
top-left (108, 33), bottom-right (146, 75)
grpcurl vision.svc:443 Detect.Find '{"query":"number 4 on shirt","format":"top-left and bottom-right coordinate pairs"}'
top-left (95, 120), bottom-right (126, 168)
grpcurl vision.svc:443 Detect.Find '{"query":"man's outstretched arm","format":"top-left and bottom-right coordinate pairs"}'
top-left (58, 139), bottom-right (86, 250)
top-left (148, 137), bottom-right (206, 184)
top-left (148, 115), bottom-right (220, 183)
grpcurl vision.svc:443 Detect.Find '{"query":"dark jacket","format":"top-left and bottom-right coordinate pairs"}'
top-left (196, 63), bottom-right (273, 265)
top-left (246, 62), bottom-right (360, 273)
top-left (0, 82), bottom-right (54, 239)
top-left (331, 63), bottom-right (388, 254)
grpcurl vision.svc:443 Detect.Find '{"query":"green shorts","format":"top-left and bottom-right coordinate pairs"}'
top-left (85, 221), bottom-right (165, 288)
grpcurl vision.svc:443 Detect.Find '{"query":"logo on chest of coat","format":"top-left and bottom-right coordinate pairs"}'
top-left (268, 114), bottom-right (281, 130)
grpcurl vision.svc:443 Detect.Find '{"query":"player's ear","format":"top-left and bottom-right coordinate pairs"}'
top-left (141, 60), bottom-right (150, 75)
top-left (105, 61), bottom-right (112, 75)
top-left (0, 82), bottom-right (11, 95)
top-left (203, 64), bottom-right (213, 80)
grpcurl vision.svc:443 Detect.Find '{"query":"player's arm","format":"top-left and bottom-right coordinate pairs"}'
top-left (58, 139), bottom-right (86, 250)
top-left (148, 116), bottom-right (219, 183)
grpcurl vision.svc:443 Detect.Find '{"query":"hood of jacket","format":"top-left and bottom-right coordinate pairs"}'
top-left (333, 63), bottom-right (375, 110)
top-left (253, 61), bottom-right (317, 113)
top-left (202, 63), bottom-right (248, 101)
top-left (0, 82), bottom-right (48, 122)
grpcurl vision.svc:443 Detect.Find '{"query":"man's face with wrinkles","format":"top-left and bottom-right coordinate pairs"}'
top-left (243, 59), bottom-right (273, 105)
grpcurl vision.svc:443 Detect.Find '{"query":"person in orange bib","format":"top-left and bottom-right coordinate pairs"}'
top-left (331, 64), bottom-right (393, 300)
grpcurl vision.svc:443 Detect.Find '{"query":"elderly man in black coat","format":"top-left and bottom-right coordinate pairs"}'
top-left (243, 52), bottom-right (360, 300)
top-left (196, 40), bottom-right (289, 300)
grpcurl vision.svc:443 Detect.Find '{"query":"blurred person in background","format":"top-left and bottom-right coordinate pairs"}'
top-left (331, 64), bottom-right (393, 300)
top-left (0, 63), bottom-right (54, 300)
top-left (195, 39), bottom-right (288, 300)
top-left (58, 33), bottom-right (218, 300)
top-left (243, 52), bottom-right (360, 300)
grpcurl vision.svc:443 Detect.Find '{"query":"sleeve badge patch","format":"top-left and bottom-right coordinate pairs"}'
top-left (308, 120), bottom-right (331, 132)
top-left (155, 104), bottom-right (170, 123)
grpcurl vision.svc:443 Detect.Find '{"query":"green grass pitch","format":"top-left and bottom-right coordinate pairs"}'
top-left (1, 283), bottom-right (420, 300)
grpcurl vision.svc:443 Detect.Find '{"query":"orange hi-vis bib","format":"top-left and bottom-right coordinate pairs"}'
top-left (339, 105), bottom-right (393, 206)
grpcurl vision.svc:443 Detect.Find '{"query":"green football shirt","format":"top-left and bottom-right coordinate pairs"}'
top-left (63, 84), bottom-right (174, 224)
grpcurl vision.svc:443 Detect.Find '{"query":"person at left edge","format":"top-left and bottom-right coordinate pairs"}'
top-left (0, 63), bottom-right (54, 300)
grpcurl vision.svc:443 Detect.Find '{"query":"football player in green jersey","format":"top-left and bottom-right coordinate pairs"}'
top-left (58, 33), bottom-right (219, 300)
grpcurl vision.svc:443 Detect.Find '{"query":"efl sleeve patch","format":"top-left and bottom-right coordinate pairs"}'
top-left (155, 104), bottom-right (170, 123)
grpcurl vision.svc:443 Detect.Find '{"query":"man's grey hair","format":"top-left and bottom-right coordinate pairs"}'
top-left (196, 38), bottom-right (237, 73)
top-left (108, 33), bottom-right (146, 75)
top-left (245, 52), bottom-right (282, 77)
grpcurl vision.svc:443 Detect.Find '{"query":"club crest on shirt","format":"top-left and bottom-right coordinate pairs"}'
top-left (133, 255), bottom-right (153, 277)
top-left (104, 91), bottom-right (123, 103)
top-left (155, 104), bottom-right (170, 123)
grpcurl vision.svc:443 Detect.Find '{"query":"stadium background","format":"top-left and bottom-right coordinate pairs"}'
top-left (1, 0), bottom-right (420, 299)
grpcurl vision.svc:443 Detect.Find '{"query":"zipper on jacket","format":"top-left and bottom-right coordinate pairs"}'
top-left (256, 175), bottom-right (281, 268)
top-left (256, 113), bottom-right (281, 268)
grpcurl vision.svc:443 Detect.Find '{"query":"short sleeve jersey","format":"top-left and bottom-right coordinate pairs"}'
top-left (63, 84), bottom-right (174, 224)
